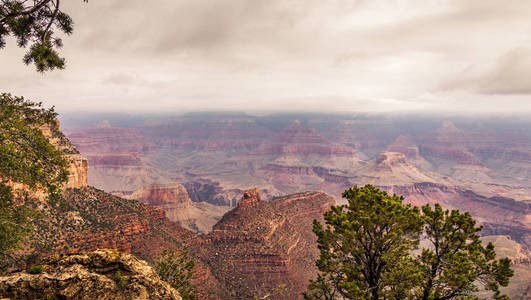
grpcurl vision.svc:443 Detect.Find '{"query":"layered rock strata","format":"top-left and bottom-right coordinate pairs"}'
top-left (193, 188), bottom-right (335, 299)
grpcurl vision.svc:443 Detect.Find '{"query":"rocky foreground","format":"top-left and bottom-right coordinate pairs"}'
top-left (0, 249), bottom-right (181, 300)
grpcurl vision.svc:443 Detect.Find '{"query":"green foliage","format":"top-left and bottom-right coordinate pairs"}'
top-left (0, 0), bottom-right (86, 72)
top-left (0, 93), bottom-right (69, 271)
top-left (114, 270), bottom-right (127, 289)
top-left (155, 250), bottom-right (196, 300)
top-left (305, 185), bottom-right (423, 300)
top-left (417, 204), bottom-right (514, 300)
top-left (27, 264), bottom-right (43, 274)
top-left (0, 93), bottom-right (69, 197)
top-left (306, 185), bottom-right (514, 300)
top-left (0, 183), bottom-right (33, 272)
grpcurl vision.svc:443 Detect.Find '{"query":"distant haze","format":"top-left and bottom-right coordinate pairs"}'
top-left (2, 0), bottom-right (531, 116)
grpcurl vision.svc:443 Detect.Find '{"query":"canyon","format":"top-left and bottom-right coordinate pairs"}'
top-left (14, 113), bottom-right (530, 298)
top-left (64, 114), bottom-right (530, 237)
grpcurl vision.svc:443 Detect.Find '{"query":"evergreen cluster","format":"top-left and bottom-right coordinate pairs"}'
top-left (305, 185), bottom-right (514, 300)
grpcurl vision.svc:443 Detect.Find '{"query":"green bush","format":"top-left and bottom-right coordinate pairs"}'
top-left (27, 265), bottom-right (43, 274)
top-left (114, 271), bottom-right (127, 289)
top-left (155, 250), bottom-right (196, 300)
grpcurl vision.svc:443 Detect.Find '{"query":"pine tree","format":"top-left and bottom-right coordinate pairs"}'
top-left (417, 204), bottom-right (514, 300)
top-left (0, 0), bottom-right (87, 72)
top-left (305, 185), bottom-right (424, 300)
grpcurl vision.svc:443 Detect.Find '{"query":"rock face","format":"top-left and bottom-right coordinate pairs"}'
top-left (193, 189), bottom-right (335, 299)
top-left (125, 183), bottom-right (231, 233)
top-left (183, 181), bottom-right (243, 207)
top-left (0, 249), bottom-right (181, 300)
top-left (65, 153), bottom-right (89, 189)
top-left (41, 120), bottom-right (88, 189)
top-left (130, 183), bottom-right (193, 207)
top-left (237, 187), bottom-right (260, 208)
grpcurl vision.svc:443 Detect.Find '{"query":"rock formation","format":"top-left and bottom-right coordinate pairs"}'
top-left (353, 151), bottom-right (436, 185)
top-left (0, 249), bottom-right (181, 300)
top-left (60, 115), bottom-right (531, 297)
top-left (40, 120), bottom-right (89, 189)
top-left (254, 121), bottom-right (357, 157)
top-left (125, 182), bottom-right (231, 233)
top-left (23, 184), bottom-right (337, 298)
top-left (130, 183), bottom-right (193, 207)
top-left (237, 187), bottom-right (260, 208)
top-left (193, 188), bottom-right (335, 299)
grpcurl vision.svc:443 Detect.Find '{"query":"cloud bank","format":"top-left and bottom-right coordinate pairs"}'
top-left (1, 0), bottom-right (530, 115)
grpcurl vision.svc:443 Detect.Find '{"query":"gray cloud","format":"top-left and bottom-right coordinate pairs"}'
top-left (442, 48), bottom-right (531, 95)
top-left (0, 0), bottom-right (530, 115)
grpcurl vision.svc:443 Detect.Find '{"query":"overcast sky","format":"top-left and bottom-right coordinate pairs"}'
top-left (1, 0), bottom-right (531, 116)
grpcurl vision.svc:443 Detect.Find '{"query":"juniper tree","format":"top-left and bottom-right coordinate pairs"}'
top-left (0, 0), bottom-right (87, 72)
top-left (305, 185), bottom-right (514, 300)
top-left (305, 185), bottom-right (424, 300)
top-left (0, 93), bottom-right (69, 271)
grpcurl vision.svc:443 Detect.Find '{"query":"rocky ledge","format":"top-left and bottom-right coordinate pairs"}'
top-left (0, 249), bottom-right (181, 300)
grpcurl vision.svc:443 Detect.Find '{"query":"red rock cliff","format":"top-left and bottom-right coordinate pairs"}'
top-left (41, 120), bottom-right (88, 189)
top-left (129, 182), bottom-right (193, 207)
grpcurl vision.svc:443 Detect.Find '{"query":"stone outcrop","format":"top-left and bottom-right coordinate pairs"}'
top-left (194, 189), bottom-right (335, 299)
top-left (41, 120), bottom-right (89, 189)
top-left (0, 249), bottom-right (181, 300)
top-left (125, 182), bottom-right (231, 233)
top-left (65, 153), bottom-right (89, 189)
top-left (237, 188), bottom-right (260, 208)
top-left (129, 183), bottom-right (193, 207)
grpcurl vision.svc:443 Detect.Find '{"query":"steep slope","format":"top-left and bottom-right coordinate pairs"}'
top-left (192, 188), bottom-right (335, 299)
top-left (26, 186), bottom-right (228, 298)
top-left (26, 185), bottom-right (338, 299)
